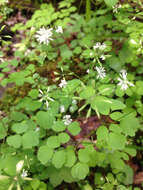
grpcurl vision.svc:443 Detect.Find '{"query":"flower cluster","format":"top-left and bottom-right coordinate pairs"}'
top-left (93, 42), bottom-right (106, 51)
top-left (63, 115), bottom-right (72, 125)
top-left (35, 26), bottom-right (63, 45)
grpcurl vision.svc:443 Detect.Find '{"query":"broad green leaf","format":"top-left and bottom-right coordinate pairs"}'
top-left (104, 0), bottom-right (118, 7)
top-left (22, 131), bottom-right (39, 149)
top-left (30, 179), bottom-right (40, 190)
top-left (10, 112), bottom-right (27, 121)
top-left (91, 96), bottom-right (112, 115)
top-left (120, 116), bottom-right (140, 137)
top-left (28, 89), bottom-right (39, 99)
top-left (71, 162), bottom-right (89, 180)
top-left (98, 84), bottom-right (115, 96)
top-left (12, 121), bottom-right (28, 134)
top-left (80, 86), bottom-right (95, 99)
top-left (94, 173), bottom-right (105, 185)
top-left (96, 126), bottom-right (108, 141)
top-left (52, 150), bottom-right (66, 168)
top-left (52, 121), bottom-right (66, 132)
top-left (65, 146), bottom-right (76, 167)
top-left (0, 123), bottom-right (7, 139)
top-left (36, 111), bottom-right (55, 129)
top-left (7, 135), bottom-right (22, 148)
top-left (58, 132), bottom-right (70, 144)
top-left (108, 132), bottom-right (126, 150)
top-left (68, 121), bottom-right (81, 136)
top-left (37, 145), bottom-right (53, 165)
top-left (47, 136), bottom-right (60, 148)
top-left (110, 99), bottom-right (126, 111)
top-left (110, 112), bottom-right (123, 121)
top-left (109, 124), bottom-right (122, 134)
top-left (78, 149), bottom-right (90, 163)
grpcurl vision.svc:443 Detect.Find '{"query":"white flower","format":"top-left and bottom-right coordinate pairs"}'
top-left (93, 42), bottom-right (106, 51)
top-left (72, 99), bottom-right (77, 105)
top-left (38, 88), bottom-right (54, 109)
top-left (21, 169), bottom-right (28, 178)
top-left (35, 127), bottom-right (40, 132)
top-left (100, 55), bottom-right (106, 60)
top-left (90, 52), bottom-right (93, 56)
top-left (112, 4), bottom-right (122, 13)
top-left (59, 79), bottom-right (67, 88)
top-left (55, 26), bottom-right (63, 34)
top-left (63, 115), bottom-right (72, 125)
top-left (95, 66), bottom-right (106, 79)
top-left (86, 69), bottom-right (90, 74)
top-left (16, 160), bottom-right (24, 173)
top-left (117, 70), bottom-right (134, 90)
top-left (0, 58), bottom-right (4, 62)
top-left (60, 105), bottom-right (65, 113)
top-left (35, 27), bottom-right (53, 45)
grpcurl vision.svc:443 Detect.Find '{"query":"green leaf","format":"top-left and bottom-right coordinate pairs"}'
top-left (47, 136), bottom-right (60, 148)
top-left (30, 179), bottom-right (40, 190)
top-left (52, 121), bottom-right (66, 132)
top-left (65, 146), bottom-right (76, 167)
top-left (120, 116), bottom-right (140, 137)
top-left (10, 112), bottom-right (27, 122)
top-left (71, 162), bottom-right (89, 180)
top-left (0, 123), bottom-right (7, 139)
top-left (12, 121), bottom-right (28, 134)
top-left (80, 86), bottom-right (95, 99)
top-left (110, 112), bottom-right (123, 121)
top-left (68, 121), bottom-right (81, 136)
top-left (110, 99), bottom-right (126, 111)
top-left (96, 126), bottom-right (108, 142)
top-left (28, 89), bottom-right (39, 99)
top-left (58, 132), bottom-right (70, 144)
top-left (108, 132), bottom-right (126, 150)
top-left (36, 111), bottom-right (55, 129)
top-left (37, 145), bottom-right (53, 165)
top-left (22, 131), bottom-right (39, 149)
top-left (91, 96), bottom-right (112, 115)
top-left (78, 149), bottom-right (90, 163)
top-left (98, 84), bottom-right (115, 96)
top-left (104, 0), bottom-right (118, 7)
top-left (7, 135), bottom-right (22, 148)
top-left (52, 150), bottom-right (66, 168)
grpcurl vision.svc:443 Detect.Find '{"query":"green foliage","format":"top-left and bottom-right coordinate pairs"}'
top-left (1, 0), bottom-right (143, 189)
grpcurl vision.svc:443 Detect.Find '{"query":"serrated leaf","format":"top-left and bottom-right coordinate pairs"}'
top-left (52, 150), bottom-right (66, 168)
top-left (7, 135), bottom-right (22, 148)
top-left (37, 145), bottom-right (53, 165)
top-left (47, 136), bottom-right (60, 148)
top-left (22, 131), bottom-right (39, 149)
top-left (58, 133), bottom-right (70, 144)
top-left (68, 121), bottom-right (81, 136)
top-left (71, 162), bottom-right (89, 180)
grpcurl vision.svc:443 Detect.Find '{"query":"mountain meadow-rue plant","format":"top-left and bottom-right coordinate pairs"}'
top-left (1, 0), bottom-right (143, 189)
